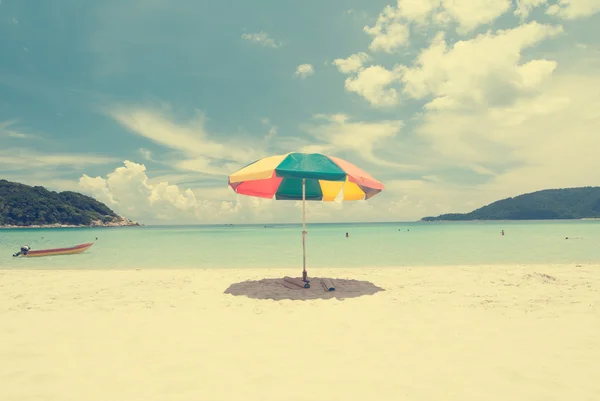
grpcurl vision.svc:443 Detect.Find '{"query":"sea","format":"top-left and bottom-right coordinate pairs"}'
top-left (1, 221), bottom-right (599, 270)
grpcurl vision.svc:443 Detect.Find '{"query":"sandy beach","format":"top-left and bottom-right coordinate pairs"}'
top-left (1, 264), bottom-right (598, 401)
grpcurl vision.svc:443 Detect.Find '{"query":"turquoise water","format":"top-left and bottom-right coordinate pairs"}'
top-left (1, 221), bottom-right (599, 270)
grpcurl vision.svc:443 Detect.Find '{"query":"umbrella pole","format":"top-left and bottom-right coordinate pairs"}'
top-left (302, 178), bottom-right (308, 282)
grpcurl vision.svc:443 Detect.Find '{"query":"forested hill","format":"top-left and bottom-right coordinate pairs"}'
top-left (0, 179), bottom-right (138, 227)
top-left (421, 187), bottom-right (600, 221)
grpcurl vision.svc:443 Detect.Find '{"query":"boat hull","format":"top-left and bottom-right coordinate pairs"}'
top-left (24, 242), bottom-right (94, 257)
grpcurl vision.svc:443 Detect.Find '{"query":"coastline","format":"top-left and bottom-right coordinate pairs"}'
top-left (0, 223), bottom-right (142, 229)
top-left (420, 218), bottom-right (600, 222)
top-left (1, 264), bottom-right (598, 401)
top-left (0, 217), bottom-right (142, 229)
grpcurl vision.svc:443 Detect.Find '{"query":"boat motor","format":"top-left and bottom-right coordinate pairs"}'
top-left (12, 245), bottom-right (30, 257)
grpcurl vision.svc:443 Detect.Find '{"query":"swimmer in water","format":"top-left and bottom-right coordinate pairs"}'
top-left (501, 230), bottom-right (504, 236)
top-left (345, 232), bottom-right (349, 238)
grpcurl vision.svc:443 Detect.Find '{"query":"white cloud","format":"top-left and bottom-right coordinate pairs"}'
top-left (363, 5), bottom-right (410, 53)
top-left (76, 160), bottom-right (402, 224)
top-left (294, 64), bottom-right (315, 78)
top-left (313, 113), bottom-right (350, 124)
top-left (0, 120), bottom-right (35, 139)
top-left (9, 1), bottom-right (599, 226)
top-left (344, 65), bottom-right (401, 107)
top-left (1, 173), bottom-right (83, 193)
top-left (546, 0), bottom-right (600, 19)
top-left (381, 179), bottom-right (490, 218)
top-left (338, 12), bottom-right (562, 109)
top-left (74, 65), bottom-right (600, 227)
top-left (145, 173), bottom-right (199, 187)
top-left (241, 32), bottom-right (281, 48)
top-left (138, 148), bottom-right (153, 161)
top-left (301, 114), bottom-right (415, 169)
top-left (332, 53), bottom-right (371, 74)
top-left (481, 74), bottom-right (600, 190)
top-left (269, 113), bottom-right (428, 172)
top-left (412, 68), bottom-right (600, 198)
top-left (514, 0), bottom-right (548, 19)
top-left (327, 0), bottom-right (600, 220)
top-left (333, 54), bottom-right (401, 107)
top-left (363, 0), bottom-right (512, 46)
top-left (103, 106), bottom-right (426, 222)
top-left (395, 0), bottom-right (443, 25)
top-left (78, 160), bottom-right (237, 223)
top-left (108, 107), bottom-right (229, 158)
top-left (174, 158), bottom-right (228, 175)
top-left (372, 70), bottom-right (600, 218)
top-left (441, 0), bottom-right (512, 34)
top-left (106, 105), bottom-right (261, 176)
top-left (0, 149), bottom-right (118, 170)
top-left (396, 22), bottom-right (563, 110)
top-left (261, 118), bottom-right (278, 140)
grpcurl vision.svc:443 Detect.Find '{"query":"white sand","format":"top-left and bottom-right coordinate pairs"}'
top-left (1, 264), bottom-right (598, 401)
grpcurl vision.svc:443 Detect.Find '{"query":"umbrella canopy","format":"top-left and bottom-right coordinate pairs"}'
top-left (228, 152), bottom-right (385, 282)
top-left (228, 152), bottom-right (384, 201)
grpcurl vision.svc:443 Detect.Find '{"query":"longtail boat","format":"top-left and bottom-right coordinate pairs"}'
top-left (13, 242), bottom-right (94, 257)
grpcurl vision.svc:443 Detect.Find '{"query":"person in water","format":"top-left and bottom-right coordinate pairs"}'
top-left (501, 230), bottom-right (505, 236)
top-left (345, 232), bottom-right (349, 238)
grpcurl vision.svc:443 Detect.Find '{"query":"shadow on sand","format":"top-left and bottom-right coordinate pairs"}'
top-left (224, 277), bottom-right (385, 301)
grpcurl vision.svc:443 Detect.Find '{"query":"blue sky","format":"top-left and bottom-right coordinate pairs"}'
top-left (1, 0), bottom-right (599, 224)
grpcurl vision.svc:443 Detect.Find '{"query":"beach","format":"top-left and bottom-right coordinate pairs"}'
top-left (1, 264), bottom-right (598, 401)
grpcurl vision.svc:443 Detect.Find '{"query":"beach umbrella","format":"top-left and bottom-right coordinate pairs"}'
top-left (228, 152), bottom-right (385, 281)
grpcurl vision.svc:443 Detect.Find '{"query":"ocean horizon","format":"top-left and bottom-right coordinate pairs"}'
top-left (3, 218), bottom-right (599, 228)
top-left (2, 220), bottom-right (599, 270)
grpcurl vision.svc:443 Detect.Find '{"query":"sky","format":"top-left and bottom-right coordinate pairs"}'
top-left (1, 0), bottom-right (599, 224)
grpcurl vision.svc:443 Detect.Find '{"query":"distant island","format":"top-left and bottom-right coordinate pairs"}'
top-left (422, 187), bottom-right (600, 221)
top-left (0, 179), bottom-right (140, 228)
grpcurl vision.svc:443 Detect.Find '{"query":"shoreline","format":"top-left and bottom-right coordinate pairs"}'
top-left (0, 225), bottom-right (142, 229)
top-left (3, 218), bottom-right (599, 229)
top-left (421, 218), bottom-right (600, 222)
top-left (0, 215), bottom-right (141, 229)
top-left (0, 261), bottom-right (591, 270)
top-left (0, 222), bottom-right (143, 229)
